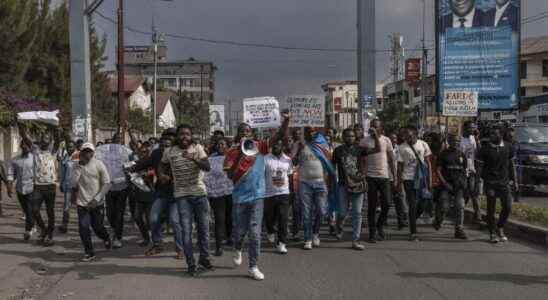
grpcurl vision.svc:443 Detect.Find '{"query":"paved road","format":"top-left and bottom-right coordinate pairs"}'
top-left (1, 195), bottom-right (547, 300)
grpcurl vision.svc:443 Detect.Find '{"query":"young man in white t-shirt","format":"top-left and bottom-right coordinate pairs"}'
top-left (460, 121), bottom-right (481, 223)
top-left (396, 126), bottom-right (432, 242)
top-left (264, 141), bottom-right (293, 254)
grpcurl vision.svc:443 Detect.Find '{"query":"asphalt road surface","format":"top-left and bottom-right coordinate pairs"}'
top-left (0, 195), bottom-right (547, 300)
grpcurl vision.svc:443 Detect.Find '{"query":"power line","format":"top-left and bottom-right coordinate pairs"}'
top-left (93, 10), bottom-right (430, 54)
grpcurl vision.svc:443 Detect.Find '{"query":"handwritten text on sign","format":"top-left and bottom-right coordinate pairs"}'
top-left (443, 91), bottom-right (478, 117)
top-left (243, 97), bottom-right (280, 128)
top-left (288, 96), bottom-right (325, 127)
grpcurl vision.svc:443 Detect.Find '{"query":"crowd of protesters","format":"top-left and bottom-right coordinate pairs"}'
top-left (0, 116), bottom-right (519, 280)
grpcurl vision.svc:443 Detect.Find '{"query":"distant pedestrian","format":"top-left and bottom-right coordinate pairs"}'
top-left (389, 132), bottom-right (408, 229)
top-left (57, 140), bottom-right (78, 233)
top-left (461, 121), bottom-right (481, 222)
top-left (72, 143), bottom-right (112, 262)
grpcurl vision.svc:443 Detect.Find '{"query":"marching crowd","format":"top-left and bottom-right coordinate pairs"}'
top-left (0, 115), bottom-right (518, 281)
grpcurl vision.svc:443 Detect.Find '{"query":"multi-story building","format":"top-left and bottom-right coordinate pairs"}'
top-left (322, 81), bottom-right (359, 130)
top-left (124, 45), bottom-right (217, 103)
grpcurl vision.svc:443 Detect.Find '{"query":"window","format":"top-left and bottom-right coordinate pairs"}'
top-left (543, 60), bottom-right (548, 77)
top-left (520, 87), bottom-right (527, 97)
top-left (520, 62), bottom-right (527, 79)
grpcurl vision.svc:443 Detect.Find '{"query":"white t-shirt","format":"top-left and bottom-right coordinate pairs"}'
top-left (397, 140), bottom-right (432, 181)
top-left (361, 135), bottom-right (394, 179)
top-left (161, 144), bottom-right (208, 199)
top-left (460, 136), bottom-right (477, 174)
top-left (264, 153), bottom-right (293, 197)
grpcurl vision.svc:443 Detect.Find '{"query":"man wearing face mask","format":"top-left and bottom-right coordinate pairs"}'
top-left (441, 0), bottom-right (487, 31)
top-left (479, 127), bottom-right (517, 243)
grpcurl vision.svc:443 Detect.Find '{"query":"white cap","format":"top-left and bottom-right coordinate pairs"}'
top-left (81, 142), bottom-right (95, 152)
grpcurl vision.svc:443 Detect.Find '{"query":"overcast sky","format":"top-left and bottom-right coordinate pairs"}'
top-left (92, 0), bottom-right (548, 102)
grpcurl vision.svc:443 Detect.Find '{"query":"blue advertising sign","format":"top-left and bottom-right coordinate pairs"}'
top-left (436, 0), bottom-right (520, 112)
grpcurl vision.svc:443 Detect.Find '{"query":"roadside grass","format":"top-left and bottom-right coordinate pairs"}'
top-left (478, 198), bottom-right (548, 228)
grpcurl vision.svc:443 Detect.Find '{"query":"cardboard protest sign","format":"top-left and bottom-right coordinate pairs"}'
top-left (287, 96), bottom-right (325, 127)
top-left (442, 91), bottom-right (478, 117)
top-left (243, 97), bottom-right (280, 128)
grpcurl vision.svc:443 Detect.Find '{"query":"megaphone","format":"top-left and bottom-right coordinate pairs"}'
top-left (241, 138), bottom-right (259, 156)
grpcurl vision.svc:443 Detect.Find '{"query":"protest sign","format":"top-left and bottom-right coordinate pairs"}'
top-left (287, 96), bottom-right (325, 127)
top-left (243, 97), bottom-right (280, 128)
top-left (442, 91), bottom-right (478, 117)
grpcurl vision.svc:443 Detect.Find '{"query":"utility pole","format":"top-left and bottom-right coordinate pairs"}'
top-left (357, 0), bottom-right (375, 126)
top-left (117, 0), bottom-right (127, 144)
top-left (152, 24), bottom-right (159, 137)
top-left (420, 0), bottom-right (428, 132)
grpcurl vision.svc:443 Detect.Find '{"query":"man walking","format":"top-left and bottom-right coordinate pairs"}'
top-left (72, 143), bottom-right (112, 262)
top-left (159, 124), bottom-right (213, 276)
top-left (58, 140), bottom-right (78, 233)
top-left (332, 128), bottom-right (380, 249)
top-left (461, 121), bottom-right (481, 223)
top-left (362, 120), bottom-right (395, 242)
top-left (435, 134), bottom-right (468, 240)
top-left (479, 127), bottom-right (517, 243)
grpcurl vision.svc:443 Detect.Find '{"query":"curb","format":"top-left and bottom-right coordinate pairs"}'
top-left (464, 208), bottom-right (548, 247)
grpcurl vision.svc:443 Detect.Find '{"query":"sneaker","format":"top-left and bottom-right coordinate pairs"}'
top-left (329, 225), bottom-right (336, 236)
top-left (277, 243), bottom-right (288, 254)
top-left (377, 228), bottom-right (385, 241)
top-left (454, 229), bottom-right (468, 240)
top-left (187, 265), bottom-right (198, 277)
top-left (198, 258), bottom-right (215, 271)
top-left (175, 249), bottom-right (184, 260)
top-left (352, 242), bottom-right (365, 251)
top-left (42, 237), bottom-right (54, 247)
top-left (214, 248), bottom-right (223, 257)
top-left (104, 238), bottom-right (112, 250)
top-left (233, 250), bottom-right (243, 266)
top-left (145, 245), bottom-right (163, 256)
top-left (303, 241), bottom-right (312, 250)
top-left (112, 239), bottom-right (123, 249)
top-left (312, 235), bottom-right (320, 247)
top-left (432, 221), bottom-right (441, 231)
top-left (248, 266), bottom-right (265, 281)
top-left (496, 228), bottom-right (508, 242)
top-left (408, 234), bottom-right (419, 242)
top-left (397, 222), bottom-right (408, 231)
top-left (267, 233), bottom-right (276, 244)
top-left (489, 233), bottom-right (499, 244)
top-left (81, 254), bottom-right (96, 262)
top-left (335, 232), bottom-right (343, 241)
top-left (23, 232), bottom-right (31, 241)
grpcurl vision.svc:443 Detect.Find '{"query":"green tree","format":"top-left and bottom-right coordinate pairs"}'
top-left (377, 100), bottom-right (418, 134)
top-left (176, 91), bottom-right (209, 137)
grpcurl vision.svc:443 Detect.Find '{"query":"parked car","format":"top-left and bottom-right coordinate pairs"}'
top-left (514, 124), bottom-right (548, 194)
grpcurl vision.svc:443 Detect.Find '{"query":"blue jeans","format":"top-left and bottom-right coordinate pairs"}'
top-left (299, 180), bottom-right (327, 242)
top-left (177, 196), bottom-right (210, 266)
top-left (233, 199), bottom-right (264, 268)
top-left (336, 185), bottom-right (364, 241)
top-left (150, 196), bottom-right (182, 251)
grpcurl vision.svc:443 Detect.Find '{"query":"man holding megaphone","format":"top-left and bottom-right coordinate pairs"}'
top-left (224, 110), bottom-right (290, 281)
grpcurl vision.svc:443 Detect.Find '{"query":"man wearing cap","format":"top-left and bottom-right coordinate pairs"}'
top-left (72, 143), bottom-right (112, 262)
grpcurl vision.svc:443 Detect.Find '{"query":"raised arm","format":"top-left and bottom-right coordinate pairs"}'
top-left (268, 110), bottom-right (290, 146)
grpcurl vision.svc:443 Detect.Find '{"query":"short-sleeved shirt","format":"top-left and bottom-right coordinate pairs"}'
top-left (161, 144), bottom-right (208, 198)
top-left (438, 149), bottom-right (467, 189)
top-left (361, 135), bottom-right (393, 179)
top-left (264, 153), bottom-right (293, 197)
top-left (33, 149), bottom-right (57, 186)
top-left (460, 136), bottom-right (477, 175)
top-left (397, 140), bottom-right (432, 181)
top-left (333, 144), bottom-right (369, 185)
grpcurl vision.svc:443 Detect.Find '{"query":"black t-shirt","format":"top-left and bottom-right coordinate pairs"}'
top-left (438, 149), bottom-right (467, 189)
top-left (333, 144), bottom-right (368, 185)
top-left (132, 148), bottom-right (173, 198)
top-left (479, 142), bottom-right (514, 184)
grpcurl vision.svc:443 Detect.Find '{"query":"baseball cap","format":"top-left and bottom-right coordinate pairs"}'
top-left (81, 142), bottom-right (95, 152)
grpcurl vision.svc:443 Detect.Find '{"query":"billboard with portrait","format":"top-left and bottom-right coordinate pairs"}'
top-left (436, 0), bottom-right (520, 112)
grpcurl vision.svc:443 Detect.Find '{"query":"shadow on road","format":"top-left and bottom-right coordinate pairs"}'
top-left (397, 272), bottom-right (548, 286)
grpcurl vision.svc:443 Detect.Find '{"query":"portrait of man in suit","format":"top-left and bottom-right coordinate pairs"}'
top-left (441, 0), bottom-right (487, 31)
top-left (485, 0), bottom-right (519, 32)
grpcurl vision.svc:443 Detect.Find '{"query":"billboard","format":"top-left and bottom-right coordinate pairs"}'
top-left (209, 105), bottom-right (225, 133)
top-left (436, 0), bottom-right (520, 112)
top-left (405, 58), bottom-right (421, 84)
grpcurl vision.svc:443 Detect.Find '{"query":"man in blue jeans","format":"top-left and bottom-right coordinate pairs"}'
top-left (159, 124), bottom-right (212, 276)
top-left (224, 114), bottom-right (289, 281)
top-left (332, 128), bottom-right (380, 249)
top-left (129, 129), bottom-right (183, 259)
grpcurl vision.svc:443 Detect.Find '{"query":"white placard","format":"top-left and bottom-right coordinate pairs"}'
top-left (443, 91), bottom-right (478, 117)
top-left (287, 96), bottom-right (325, 127)
top-left (243, 97), bottom-right (280, 128)
top-left (209, 105), bottom-right (225, 133)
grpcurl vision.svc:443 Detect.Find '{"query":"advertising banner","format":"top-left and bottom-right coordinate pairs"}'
top-left (436, 0), bottom-right (520, 111)
top-left (209, 105), bottom-right (225, 133)
top-left (243, 97), bottom-right (280, 128)
top-left (287, 96), bottom-right (325, 127)
top-left (405, 58), bottom-right (421, 84)
top-left (442, 91), bottom-right (479, 116)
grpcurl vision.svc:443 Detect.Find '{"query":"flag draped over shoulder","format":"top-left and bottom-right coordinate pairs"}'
top-left (231, 154), bottom-right (266, 204)
top-left (306, 133), bottom-right (339, 213)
